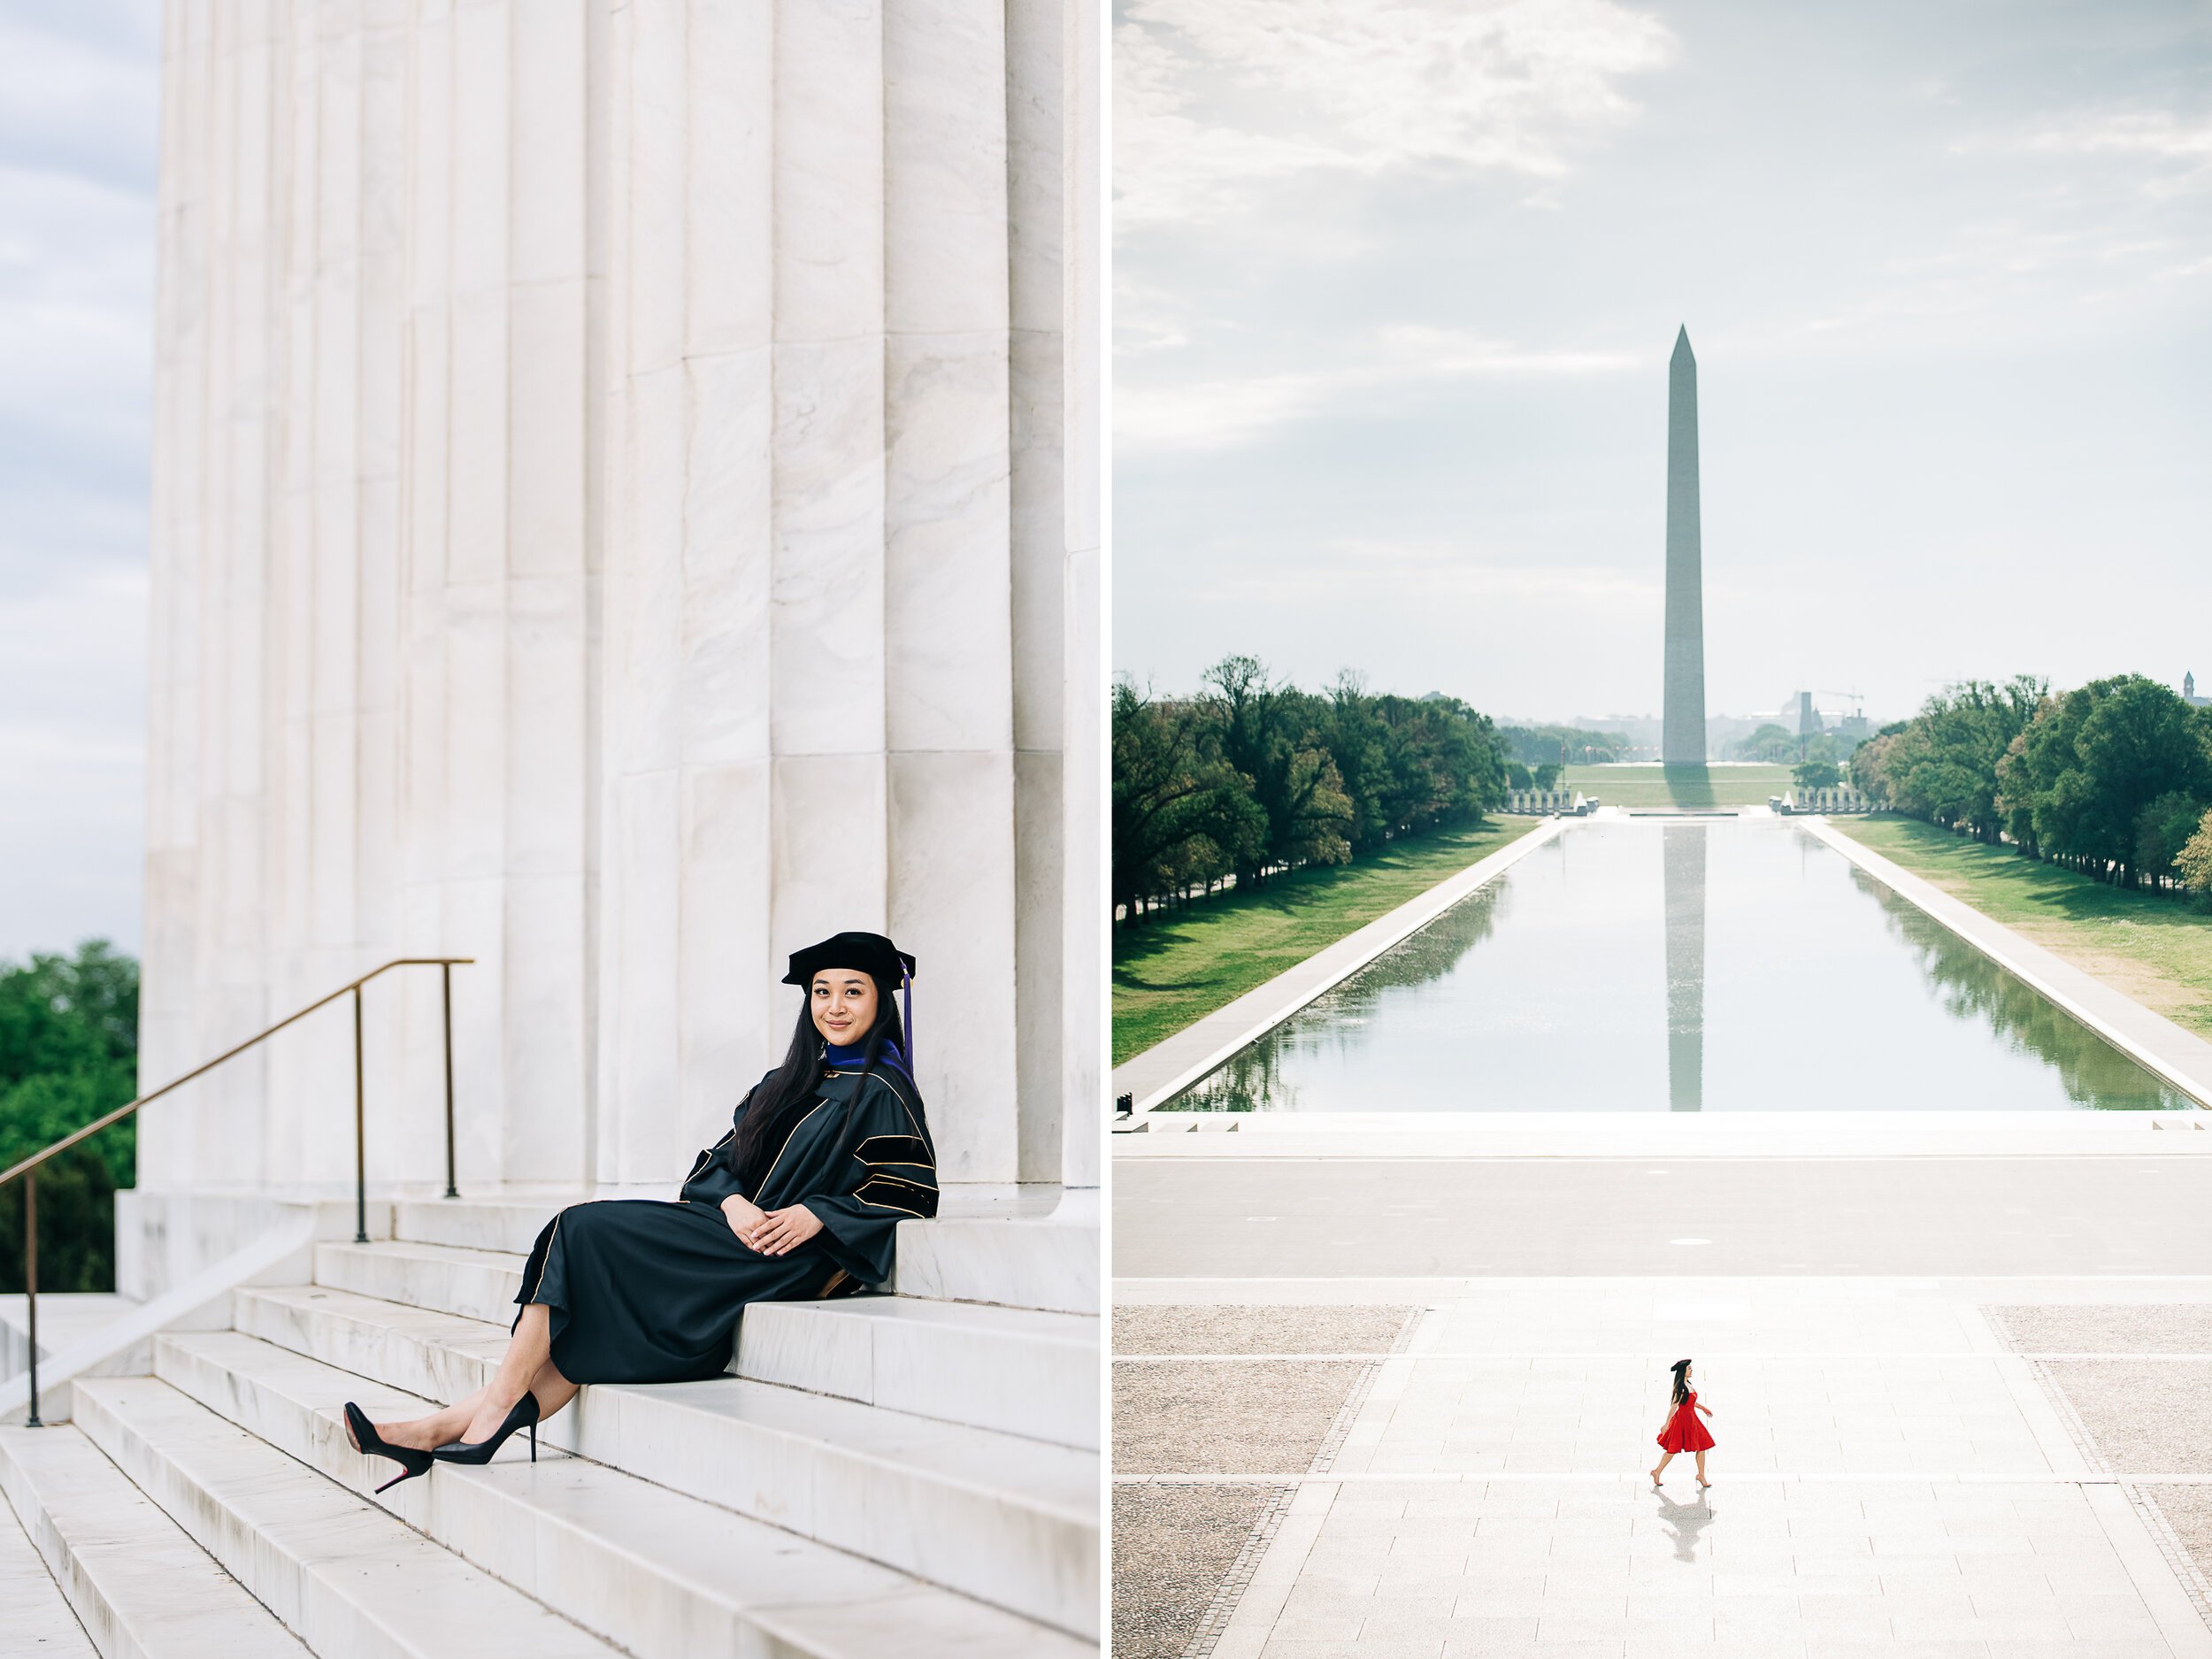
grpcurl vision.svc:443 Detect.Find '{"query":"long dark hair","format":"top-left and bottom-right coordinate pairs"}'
top-left (1670, 1358), bottom-right (1693, 1408)
top-left (731, 979), bottom-right (905, 1181)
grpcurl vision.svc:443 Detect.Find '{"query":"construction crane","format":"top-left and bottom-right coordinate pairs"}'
top-left (1810, 689), bottom-right (1865, 721)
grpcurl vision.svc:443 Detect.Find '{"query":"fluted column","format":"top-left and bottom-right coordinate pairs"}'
top-left (142, 0), bottom-right (1094, 1212)
top-left (1058, 0), bottom-right (1102, 1191)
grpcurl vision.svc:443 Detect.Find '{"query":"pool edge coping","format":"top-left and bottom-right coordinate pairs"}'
top-left (1111, 816), bottom-right (1570, 1118)
top-left (1804, 816), bottom-right (2212, 1111)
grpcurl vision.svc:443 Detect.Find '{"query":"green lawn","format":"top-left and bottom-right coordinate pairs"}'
top-left (1832, 815), bottom-right (2212, 1037)
top-left (1563, 764), bottom-right (1795, 809)
top-left (1112, 819), bottom-right (1538, 1065)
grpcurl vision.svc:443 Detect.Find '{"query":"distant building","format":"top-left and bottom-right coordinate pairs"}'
top-left (2187, 672), bottom-right (2209, 709)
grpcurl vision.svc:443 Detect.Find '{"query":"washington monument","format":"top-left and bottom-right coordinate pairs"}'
top-left (1663, 326), bottom-right (1706, 764)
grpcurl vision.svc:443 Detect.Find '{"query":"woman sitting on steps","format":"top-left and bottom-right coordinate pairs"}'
top-left (342, 930), bottom-right (938, 1488)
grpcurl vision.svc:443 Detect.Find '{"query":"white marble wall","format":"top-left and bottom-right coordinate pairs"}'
top-left (142, 1), bottom-right (1098, 1202)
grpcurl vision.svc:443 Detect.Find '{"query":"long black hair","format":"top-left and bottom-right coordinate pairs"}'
top-left (1669, 1358), bottom-right (1693, 1408)
top-left (731, 977), bottom-right (905, 1181)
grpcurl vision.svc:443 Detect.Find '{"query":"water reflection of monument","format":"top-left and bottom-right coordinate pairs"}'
top-left (1663, 825), bottom-right (1706, 1111)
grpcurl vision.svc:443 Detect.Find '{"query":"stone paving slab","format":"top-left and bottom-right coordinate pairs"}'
top-left (1117, 1304), bottom-right (1418, 1356)
top-left (1147, 1279), bottom-right (2212, 1659)
top-left (1112, 1305), bottom-right (1416, 1657)
top-left (1114, 1483), bottom-right (1285, 1659)
top-left (1116, 1156), bottom-right (2212, 1279)
top-left (1994, 1305), bottom-right (2212, 1355)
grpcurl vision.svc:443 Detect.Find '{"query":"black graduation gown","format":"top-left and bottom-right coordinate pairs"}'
top-left (512, 1061), bottom-right (939, 1385)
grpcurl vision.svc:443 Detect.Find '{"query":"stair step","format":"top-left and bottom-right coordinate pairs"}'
top-left (737, 1296), bottom-right (1098, 1449)
top-left (155, 1329), bottom-right (1088, 1659)
top-left (0, 1421), bottom-right (308, 1658)
top-left (70, 1376), bottom-right (621, 1659)
top-left (393, 1197), bottom-right (1098, 1314)
top-left (317, 1239), bottom-right (1099, 1448)
top-left (234, 1283), bottom-right (1099, 1637)
top-left (0, 1473), bottom-right (96, 1657)
top-left (395, 1198), bottom-right (559, 1256)
top-left (888, 1215), bottom-right (1098, 1314)
top-left (316, 1239), bottom-right (519, 1325)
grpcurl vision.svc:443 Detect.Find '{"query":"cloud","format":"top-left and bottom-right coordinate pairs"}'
top-left (1964, 107), bottom-right (2212, 196)
top-left (0, 3), bottom-right (158, 955)
top-left (0, 5), bottom-right (157, 595)
top-left (1117, 325), bottom-right (1635, 451)
top-left (1227, 542), bottom-right (1656, 605)
top-left (1115, 0), bottom-right (1678, 226)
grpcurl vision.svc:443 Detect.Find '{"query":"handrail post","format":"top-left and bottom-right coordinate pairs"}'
top-left (353, 984), bottom-right (368, 1245)
top-left (442, 962), bottom-right (457, 1200)
top-left (24, 1170), bottom-right (39, 1428)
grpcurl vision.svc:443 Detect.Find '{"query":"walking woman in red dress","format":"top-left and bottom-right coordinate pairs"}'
top-left (1650, 1357), bottom-right (1716, 1489)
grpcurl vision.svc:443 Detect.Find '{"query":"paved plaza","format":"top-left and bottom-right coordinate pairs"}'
top-left (1114, 1152), bottom-right (2212, 1658)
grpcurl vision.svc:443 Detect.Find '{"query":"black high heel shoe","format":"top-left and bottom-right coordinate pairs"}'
top-left (432, 1392), bottom-right (541, 1465)
top-left (343, 1402), bottom-right (434, 1494)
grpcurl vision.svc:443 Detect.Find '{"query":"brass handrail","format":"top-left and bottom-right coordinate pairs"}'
top-left (4, 956), bottom-right (472, 1428)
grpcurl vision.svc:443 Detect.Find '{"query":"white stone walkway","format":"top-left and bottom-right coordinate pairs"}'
top-left (1119, 1277), bottom-right (2212, 1658)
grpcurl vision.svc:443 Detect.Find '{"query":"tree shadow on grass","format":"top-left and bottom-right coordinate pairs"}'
top-left (1112, 829), bottom-right (1495, 988)
top-left (1876, 819), bottom-right (2212, 932)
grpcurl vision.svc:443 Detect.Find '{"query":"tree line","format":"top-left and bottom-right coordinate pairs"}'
top-left (1114, 657), bottom-right (1509, 925)
top-left (1499, 724), bottom-right (1629, 770)
top-left (1853, 674), bottom-right (2212, 899)
top-left (0, 941), bottom-right (138, 1293)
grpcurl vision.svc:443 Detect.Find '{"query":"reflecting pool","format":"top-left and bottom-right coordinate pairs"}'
top-left (1161, 818), bottom-right (2193, 1113)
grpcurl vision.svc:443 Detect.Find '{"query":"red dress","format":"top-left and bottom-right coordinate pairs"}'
top-left (1657, 1389), bottom-right (1715, 1454)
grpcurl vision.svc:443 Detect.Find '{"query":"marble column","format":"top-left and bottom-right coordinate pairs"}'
top-left (142, 1), bottom-right (1100, 1214)
top-left (1058, 0), bottom-right (1102, 1193)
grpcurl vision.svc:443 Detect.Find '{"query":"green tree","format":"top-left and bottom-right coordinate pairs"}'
top-left (2001, 676), bottom-right (2212, 883)
top-left (1112, 680), bottom-right (1263, 924)
top-left (2176, 807), bottom-right (2212, 906)
top-left (2136, 791), bottom-right (2209, 892)
top-left (1886, 677), bottom-right (2044, 842)
top-left (1793, 759), bottom-right (1841, 790)
top-left (1849, 722), bottom-right (1908, 803)
top-left (1202, 656), bottom-right (1352, 882)
top-left (1730, 722), bottom-right (1810, 762)
top-left (0, 941), bottom-right (139, 1293)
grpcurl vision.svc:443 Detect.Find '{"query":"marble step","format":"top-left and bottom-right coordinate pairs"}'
top-left (0, 1421), bottom-right (309, 1658)
top-left (887, 1216), bottom-right (1097, 1315)
top-left (0, 1293), bottom-right (146, 1386)
top-left (0, 1459), bottom-right (97, 1657)
top-left (315, 1238), bottom-right (1097, 1448)
top-left (154, 1329), bottom-right (1089, 1659)
top-left (394, 1197), bottom-right (559, 1256)
top-left (392, 1198), bottom-right (1098, 1314)
top-left (234, 1284), bottom-right (1099, 1637)
top-left (736, 1297), bottom-right (1098, 1450)
top-left (314, 1239), bottom-right (520, 1326)
top-left (69, 1376), bottom-right (620, 1659)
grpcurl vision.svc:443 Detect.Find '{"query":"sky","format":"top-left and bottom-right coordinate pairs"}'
top-left (0, 0), bottom-right (160, 961)
top-left (1112, 0), bottom-right (2212, 728)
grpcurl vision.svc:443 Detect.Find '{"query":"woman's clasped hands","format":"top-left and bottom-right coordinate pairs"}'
top-left (719, 1194), bottom-right (825, 1256)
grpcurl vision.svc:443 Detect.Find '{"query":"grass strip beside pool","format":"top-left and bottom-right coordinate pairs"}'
top-left (1111, 818), bottom-right (1534, 1064)
top-left (1832, 814), bottom-right (2212, 1037)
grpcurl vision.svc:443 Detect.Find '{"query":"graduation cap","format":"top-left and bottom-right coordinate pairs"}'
top-left (783, 931), bottom-right (918, 1059)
